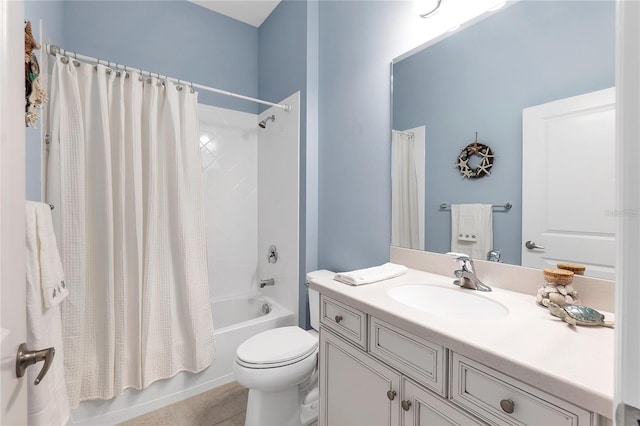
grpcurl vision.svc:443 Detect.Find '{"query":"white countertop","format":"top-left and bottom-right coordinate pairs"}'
top-left (309, 267), bottom-right (614, 418)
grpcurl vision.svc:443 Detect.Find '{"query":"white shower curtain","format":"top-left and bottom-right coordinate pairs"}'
top-left (46, 55), bottom-right (215, 407)
top-left (391, 130), bottom-right (421, 249)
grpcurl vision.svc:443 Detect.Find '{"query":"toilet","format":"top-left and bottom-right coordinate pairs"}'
top-left (233, 270), bottom-right (333, 426)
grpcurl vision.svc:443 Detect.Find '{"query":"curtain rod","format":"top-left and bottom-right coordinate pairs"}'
top-left (46, 44), bottom-right (291, 112)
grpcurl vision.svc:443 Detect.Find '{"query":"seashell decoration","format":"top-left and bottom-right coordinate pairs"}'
top-left (536, 269), bottom-right (580, 308)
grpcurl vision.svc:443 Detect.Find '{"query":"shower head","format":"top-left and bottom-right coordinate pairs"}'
top-left (259, 114), bottom-right (276, 129)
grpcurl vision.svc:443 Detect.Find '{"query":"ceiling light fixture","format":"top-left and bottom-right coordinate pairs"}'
top-left (415, 0), bottom-right (443, 18)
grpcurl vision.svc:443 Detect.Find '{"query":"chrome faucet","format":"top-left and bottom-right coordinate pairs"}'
top-left (486, 249), bottom-right (501, 262)
top-left (448, 253), bottom-right (492, 292)
top-left (259, 278), bottom-right (275, 289)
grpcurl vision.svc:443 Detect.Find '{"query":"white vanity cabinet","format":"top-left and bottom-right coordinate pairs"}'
top-left (317, 293), bottom-right (604, 426)
top-left (319, 328), bottom-right (400, 426)
top-left (319, 295), bottom-right (487, 426)
top-left (449, 353), bottom-right (592, 426)
top-left (319, 328), bottom-right (481, 426)
top-left (402, 377), bottom-right (483, 425)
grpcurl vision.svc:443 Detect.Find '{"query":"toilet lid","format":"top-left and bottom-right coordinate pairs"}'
top-left (236, 326), bottom-right (318, 366)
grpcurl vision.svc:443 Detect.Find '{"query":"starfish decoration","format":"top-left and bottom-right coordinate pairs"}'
top-left (468, 142), bottom-right (482, 155)
top-left (481, 148), bottom-right (494, 159)
top-left (457, 134), bottom-right (495, 178)
top-left (468, 132), bottom-right (482, 154)
top-left (456, 156), bottom-right (469, 169)
top-left (476, 158), bottom-right (493, 176)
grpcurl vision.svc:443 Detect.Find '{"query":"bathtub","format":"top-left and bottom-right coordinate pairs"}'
top-left (69, 295), bottom-right (295, 425)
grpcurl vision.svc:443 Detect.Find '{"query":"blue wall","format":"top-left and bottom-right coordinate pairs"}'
top-left (317, 0), bottom-right (416, 272)
top-left (393, 1), bottom-right (615, 265)
top-left (62, 1), bottom-right (259, 112)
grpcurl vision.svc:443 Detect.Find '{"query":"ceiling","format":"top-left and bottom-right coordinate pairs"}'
top-left (190, 0), bottom-right (281, 27)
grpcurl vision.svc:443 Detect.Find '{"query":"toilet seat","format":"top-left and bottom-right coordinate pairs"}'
top-left (236, 326), bottom-right (318, 369)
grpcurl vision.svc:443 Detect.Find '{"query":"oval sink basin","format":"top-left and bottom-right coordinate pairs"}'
top-left (388, 284), bottom-right (509, 320)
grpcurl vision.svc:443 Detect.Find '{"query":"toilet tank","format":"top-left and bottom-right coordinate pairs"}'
top-left (306, 270), bottom-right (334, 331)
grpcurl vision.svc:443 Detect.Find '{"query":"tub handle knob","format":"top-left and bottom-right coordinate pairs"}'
top-left (334, 315), bottom-right (343, 324)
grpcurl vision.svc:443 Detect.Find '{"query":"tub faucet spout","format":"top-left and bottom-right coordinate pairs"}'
top-left (259, 278), bottom-right (275, 288)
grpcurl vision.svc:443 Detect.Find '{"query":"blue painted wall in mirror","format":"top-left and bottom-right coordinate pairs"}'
top-left (392, 0), bottom-right (615, 265)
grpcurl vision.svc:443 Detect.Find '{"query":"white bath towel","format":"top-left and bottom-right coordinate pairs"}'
top-left (451, 204), bottom-right (493, 260)
top-left (335, 262), bottom-right (407, 286)
top-left (25, 201), bottom-right (70, 426)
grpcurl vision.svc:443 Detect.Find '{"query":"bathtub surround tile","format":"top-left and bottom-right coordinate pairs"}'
top-left (199, 104), bottom-right (259, 301)
top-left (118, 381), bottom-right (248, 426)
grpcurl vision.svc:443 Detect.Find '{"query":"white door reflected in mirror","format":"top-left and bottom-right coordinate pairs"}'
top-left (521, 88), bottom-right (615, 280)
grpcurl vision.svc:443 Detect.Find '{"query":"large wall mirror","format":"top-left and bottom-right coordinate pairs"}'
top-left (391, 0), bottom-right (615, 279)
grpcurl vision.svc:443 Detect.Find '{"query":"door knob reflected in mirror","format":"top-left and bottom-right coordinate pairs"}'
top-left (16, 343), bottom-right (55, 385)
top-left (525, 240), bottom-right (545, 250)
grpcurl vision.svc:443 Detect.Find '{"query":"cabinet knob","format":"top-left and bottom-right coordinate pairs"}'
top-left (386, 390), bottom-right (396, 401)
top-left (500, 399), bottom-right (515, 414)
top-left (401, 400), bottom-right (412, 411)
top-left (334, 315), bottom-right (343, 323)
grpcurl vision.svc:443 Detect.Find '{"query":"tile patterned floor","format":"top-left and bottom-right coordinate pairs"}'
top-left (118, 381), bottom-right (248, 426)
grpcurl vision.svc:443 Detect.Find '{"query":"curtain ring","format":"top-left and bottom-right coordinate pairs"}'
top-left (73, 51), bottom-right (77, 60)
top-left (190, 82), bottom-right (195, 93)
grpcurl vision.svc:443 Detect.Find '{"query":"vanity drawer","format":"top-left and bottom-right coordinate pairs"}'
top-left (320, 295), bottom-right (367, 349)
top-left (369, 316), bottom-right (446, 396)
top-left (450, 353), bottom-right (592, 425)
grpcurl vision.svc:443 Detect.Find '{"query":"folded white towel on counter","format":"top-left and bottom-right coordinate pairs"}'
top-left (25, 201), bottom-right (70, 426)
top-left (334, 262), bottom-right (407, 286)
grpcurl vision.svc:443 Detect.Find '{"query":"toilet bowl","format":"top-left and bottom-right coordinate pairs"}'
top-left (233, 270), bottom-right (333, 426)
